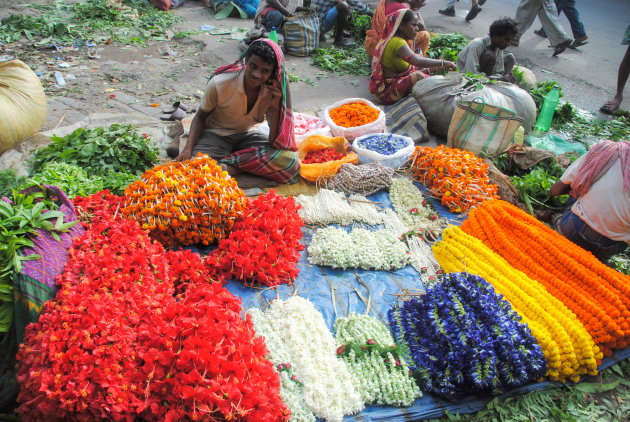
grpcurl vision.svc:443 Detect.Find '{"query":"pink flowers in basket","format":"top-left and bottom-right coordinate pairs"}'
top-left (294, 113), bottom-right (326, 136)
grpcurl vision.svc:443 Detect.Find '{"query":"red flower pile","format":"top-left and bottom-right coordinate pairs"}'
top-left (302, 148), bottom-right (346, 164)
top-left (208, 190), bottom-right (304, 287)
top-left (16, 217), bottom-right (289, 422)
top-left (72, 189), bottom-right (125, 227)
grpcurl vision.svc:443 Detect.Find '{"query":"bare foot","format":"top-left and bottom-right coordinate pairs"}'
top-left (200, 0), bottom-right (213, 8)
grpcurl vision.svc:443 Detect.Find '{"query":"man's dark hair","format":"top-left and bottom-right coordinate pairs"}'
top-left (246, 40), bottom-right (278, 74)
top-left (401, 8), bottom-right (416, 25)
top-left (489, 17), bottom-right (518, 37)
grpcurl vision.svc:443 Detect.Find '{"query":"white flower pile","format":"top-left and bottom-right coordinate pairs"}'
top-left (389, 177), bottom-right (444, 233)
top-left (265, 297), bottom-right (364, 422)
top-left (296, 189), bottom-right (383, 226)
top-left (382, 209), bottom-right (441, 283)
top-left (307, 226), bottom-right (409, 270)
top-left (248, 308), bottom-right (316, 422)
top-left (334, 314), bottom-right (421, 407)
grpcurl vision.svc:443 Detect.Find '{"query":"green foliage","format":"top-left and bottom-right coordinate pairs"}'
top-left (28, 160), bottom-right (139, 198)
top-left (529, 81), bottom-right (564, 113)
top-left (551, 105), bottom-right (630, 142)
top-left (30, 124), bottom-right (158, 178)
top-left (511, 164), bottom-right (569, 213)
top-left (429, 360), bottom-right (630, 422)
top-left (609, 249), bottom-right (630, 275)
top-left (462, 72), bottom-right (495, 90)
top-left (312, 47), bottom-right (370, 76)
top-left (0, 0), bottom-right (181, 46)
top-left (512, 66), bottom-right (526, 86)
top-left (0, 187), bottom-right (77, 333)
top-left (494, 153), bottom-right (577, 214)
top-left (426, 32), bottom-right (470, 63)
top-left (0, 169), bottom-right (28, 200)
top-left (348, 12), bottom-right (372, 41)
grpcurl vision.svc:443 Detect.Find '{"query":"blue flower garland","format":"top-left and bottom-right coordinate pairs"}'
top-left (388, 272), bottom-right (546, 401)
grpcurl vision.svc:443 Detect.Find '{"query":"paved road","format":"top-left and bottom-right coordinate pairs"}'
top-left (419, 0), bottom-right (630, 113)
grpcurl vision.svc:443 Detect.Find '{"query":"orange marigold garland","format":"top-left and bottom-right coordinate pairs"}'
top-left (122, 154), bottom-right (247, 247)
top-left (410, 145), bottom-right (500, 213)
top-left (461, 200), bottom-right (630, 356)
top-left (433, 226), bottom-right (601, 382)
top-left (329, 102), bottom-right (380, 128)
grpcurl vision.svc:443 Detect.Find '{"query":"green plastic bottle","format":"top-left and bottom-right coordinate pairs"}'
top-left (268, 27), bottom-right (279, 44)
top-left (535, 85), bottom-right (560, 132)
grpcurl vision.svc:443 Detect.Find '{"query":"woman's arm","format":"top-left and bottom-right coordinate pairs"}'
top-left (397, 43), bottom-right (457, 70)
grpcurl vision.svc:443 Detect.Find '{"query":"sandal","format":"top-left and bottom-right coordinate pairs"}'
top-left (552, 40), bottom-right (572, 56)
top-left (569, 35), bottom-right (588, 49)
top-left (162, 101), bottom-right (196, 114)
top-left (333, 39), bottom-right (355, 48)
top-left (160, 108), bottom-right (188, 121)
top-left (600, 100), bottom-right (620, 115)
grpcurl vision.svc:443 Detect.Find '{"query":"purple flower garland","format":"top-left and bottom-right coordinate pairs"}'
top-left (388, 272), bottom-right (546, 401)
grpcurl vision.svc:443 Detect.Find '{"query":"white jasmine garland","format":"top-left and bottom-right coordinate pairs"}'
top-left (248, 308), bottom-right (316, 422)
top-left (382, 209), bottom-right (441, 283)
top-left (296, 189), bottom-right (383, 226)
top-left (265, 297), bottom-right (364, 422)
top-left (389, 178), bottom-right (444, 234)
top-left (307, 227), bottom-right (409, 270)
top-left (334, 314), bottom-right (421, 407)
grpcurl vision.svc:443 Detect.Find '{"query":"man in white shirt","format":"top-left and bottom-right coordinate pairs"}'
top-left (550, 140), bottom-right (630, 261)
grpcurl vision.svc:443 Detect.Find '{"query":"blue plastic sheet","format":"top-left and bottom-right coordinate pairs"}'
top-left (212, 187), bottom-right (629, 421)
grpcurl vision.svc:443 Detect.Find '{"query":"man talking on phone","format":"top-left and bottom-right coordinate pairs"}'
top-left (176, 39), bottom-right (300, 184)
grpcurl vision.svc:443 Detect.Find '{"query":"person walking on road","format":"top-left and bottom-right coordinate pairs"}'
top-left (533, 0), bottom-right (587, 49)
top-left (439, 0), bottom-right (486, 22)
top-left (601, 25), bottom-right (630, 114)
top-left (512, 0), bottom-right (572, 56)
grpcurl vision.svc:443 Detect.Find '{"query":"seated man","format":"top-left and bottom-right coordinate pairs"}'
top-left (176, 39), bottom-right (300, 184)
top-left (550, 140), bottom-right (629, 261)
top-left (310, 0), bottom-right (373, 48)
top-left (457, 17), bottom-right (517, 81)
top-left (254, 0), bottom-right (313, 34)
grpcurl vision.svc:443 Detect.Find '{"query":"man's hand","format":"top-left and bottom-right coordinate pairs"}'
top-left (175, 149), bottom-right (192, 162)
top-left (259, 79), bottom-right (282, 114)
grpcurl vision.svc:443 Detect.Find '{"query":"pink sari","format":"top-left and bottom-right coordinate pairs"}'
top-left (368, 10), bottom-right (428, 105)
top-left (213, 39), bottom-right (300, 184)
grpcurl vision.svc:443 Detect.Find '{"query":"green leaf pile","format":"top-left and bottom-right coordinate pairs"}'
top-left (312, 47), bottom-right (370, 76)
top-left (0, 0), bottom-right (181, 46)
top-left (30, 124), bottom-right (158, 177)
top-left (0, 188), bottom-right (77, 333)
top-left (0, 169), bottom-right (28, 200)
top-left (426, 32), bottom-right (469, 63)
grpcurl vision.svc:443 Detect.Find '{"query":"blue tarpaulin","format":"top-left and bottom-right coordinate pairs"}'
top-left (215, 188), bottom-right (629, 421)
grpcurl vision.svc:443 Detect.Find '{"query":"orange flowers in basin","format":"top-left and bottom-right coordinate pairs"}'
top-left (122, 154), bottom-right (247, 247)
top-left (329, 102), bottom-right (380, 128)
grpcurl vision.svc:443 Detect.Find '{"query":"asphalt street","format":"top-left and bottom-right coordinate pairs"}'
top-left (420, 0), bottom-right (630, 114)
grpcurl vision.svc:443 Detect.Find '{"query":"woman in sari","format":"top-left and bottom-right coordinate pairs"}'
top-left (176, 39), bottom-right (300, 184)
top-left (369, 9), bottom-right (456, 105)
top-left (365, 0), bottom-right (430, 58)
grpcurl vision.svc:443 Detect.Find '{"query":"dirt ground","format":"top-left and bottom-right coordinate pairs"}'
top-left (0, 0), bottom-right (377, 137)
top-left (0, 0), bottom-right (626, 160)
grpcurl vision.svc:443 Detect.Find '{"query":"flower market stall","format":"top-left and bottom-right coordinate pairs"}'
top-left (2, 120), bottom-right (629, 422)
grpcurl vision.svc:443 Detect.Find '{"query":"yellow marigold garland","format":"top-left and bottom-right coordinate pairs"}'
top-left (122, 154), bottom-right (247, 247)
top-left (433, 226), bottom-right (602, 383)
top-left (460, 200), bottom-right (630, 356)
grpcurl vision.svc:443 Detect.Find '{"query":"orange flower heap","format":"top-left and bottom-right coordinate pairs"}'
top-left (329, 102), bottom-right (380, 128)
top-left (123, 154), bottom-right (247, 247)
top-left (461, 200), bottom-right (630, 356)
top-left (410, 145), bottom-right (499, 213)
